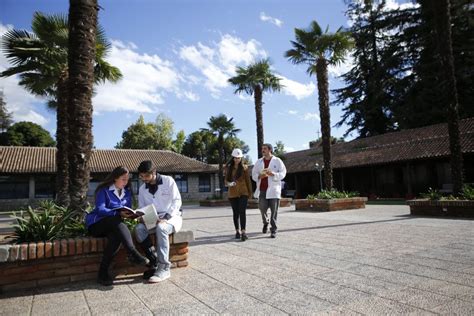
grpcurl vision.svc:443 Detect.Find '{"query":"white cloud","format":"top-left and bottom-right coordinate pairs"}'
top-left (280, 76), bottom-right (316, 100)
top-left (0, 23), bottom-right (49, 127)
top-left (179, 34), bottom-right (267, 96)
top-left (285, 146), bottom-right (295, 152)
top-left (260, 12), bottom-right (283, 28)
top-left (288, 110), bottom-right (298, 115)
top-left (303, 112), bottom-right (320, 121)
top-left (93, 40), bottom-right (181, 113)
top-left (328, 52), bottom-right (355, 78)
top-left (181, 91), bottom-right (200, 102)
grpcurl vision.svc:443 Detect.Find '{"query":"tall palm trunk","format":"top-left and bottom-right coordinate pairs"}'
top-left (67, 0), bottom-right (98, 213)
top-left (254, 85), bottom-right (264, 159)
top-left (316, 59), bottom-right (333, 190)
top-left (55, 71), bottom-right (70, 207)
top-left (217, 136), bottom-right (224, 199)
top-left (432, 0), bottom-right (463, 195)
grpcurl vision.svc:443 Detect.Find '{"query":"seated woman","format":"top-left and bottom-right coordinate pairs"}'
top-left (85, 166), bottom-right (149, 286)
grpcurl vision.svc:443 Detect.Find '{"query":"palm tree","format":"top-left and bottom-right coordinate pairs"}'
top-left (1, 11), bottom-right (122, 206)
top-left (285, 21), bottom-right (353, 190)
top-left (430, 0), bottom-right (463, 194)
top-left (228, 58), bottom-right (282, 159)
top-left (202, 114), bottom-right (241, 199)
top-left (67, 0), bottom-right (100, 213)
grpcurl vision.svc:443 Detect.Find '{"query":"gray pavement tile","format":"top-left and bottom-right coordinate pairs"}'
top-left (0, 296), bottom-right (33, 315)
top-left (379, 287), bottom-right (453, 310)
top-left (31, 305), bottom-right (91, 316)
top-left (430, 298), bottom-right (474, 315)
top-left (89, 300), bottom-right (152, 316)
top-left (342, 296), bottom-right (434, 315)
top-left (266, 288), bottom-right (336, 314)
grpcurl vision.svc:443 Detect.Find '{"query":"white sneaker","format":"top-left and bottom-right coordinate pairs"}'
top-left (148, 268), bottom-right (170, 283)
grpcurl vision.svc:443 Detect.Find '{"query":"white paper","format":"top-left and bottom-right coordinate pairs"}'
top-left (137, 204), bottom-right (158, 230)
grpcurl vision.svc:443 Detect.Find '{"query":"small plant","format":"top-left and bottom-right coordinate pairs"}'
top-left (421, 188), bottom-right (442, 200)
top-left (206, 194), bottom-right (222, 200)
top-left (461, 184), bottom-right (474, 200)
top-left (306, 190), bottom-right (359, 200)
top-left (11, 201), bottom-right (75, 243)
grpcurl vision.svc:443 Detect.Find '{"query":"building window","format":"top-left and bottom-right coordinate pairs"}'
top-left (199, 174), bottom-right (211, 192)
top-left (35, 175), bottom-right (55, 198)
top-left (0, 175), bottom-right (29, 199)
top-left (174, 174), bottom-right (188, 193)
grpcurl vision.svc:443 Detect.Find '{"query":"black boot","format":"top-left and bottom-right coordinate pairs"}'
top-left (97, 260), bottom-right (113, 286)
top-left (127, 249), bottom-right (150, 266)
top-left (140, 236), bottom-right (158, 279)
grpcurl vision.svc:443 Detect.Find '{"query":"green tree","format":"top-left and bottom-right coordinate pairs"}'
top-left (67, 0), bottom-right (99, 213)
top-left (0, 90), bottom-right (13, 132)
top-left (273, 140), bottom-right (286, 159)
top-left (202, 114), bottom-right (241, 198)
top-left (286, 21), bottom-right (353, 190)
top-left (155, 113), bottom-right (174, 150)
top-left (228, 58), bottom-right (282, 158)
top-left (1, 11), bottom-right (122, 207)
top-left (0, 121), bottom-right (55, 147)
top-left (116, 115), bottom-right (159, 149)
top-left (173, 130), bottom-right (186, 154)
top-left (181, 130), bottom-right (213, 162)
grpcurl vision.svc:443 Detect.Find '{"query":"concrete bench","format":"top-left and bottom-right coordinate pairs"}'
top-left (0, 230), bottom-right (194, 293)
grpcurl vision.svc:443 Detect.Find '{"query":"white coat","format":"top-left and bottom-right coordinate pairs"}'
top-left (252, 156), bottom-right (287, 199)
top-left (138, 174), bottom-right (183, 232)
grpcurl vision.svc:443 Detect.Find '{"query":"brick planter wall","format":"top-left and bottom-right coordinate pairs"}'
top-left (0, 231), bottom-right (194, 293)
top-left (247, 198), bottom-right (292, 209)
top-left (407, 199), bottom-right (474, 217)
top-left (294, 197), bottom-right (368, 212)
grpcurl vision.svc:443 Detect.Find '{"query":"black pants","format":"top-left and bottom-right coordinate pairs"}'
top-left (229, 196), bottom-right (248, 231)
top-left (88, 215), bottom-right (136, 267)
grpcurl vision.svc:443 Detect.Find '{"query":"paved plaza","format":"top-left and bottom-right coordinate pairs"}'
top-left (0, 204), bottom-right (473, 315)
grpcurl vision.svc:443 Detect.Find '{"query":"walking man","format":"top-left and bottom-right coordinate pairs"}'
top-left (252, 143), bottom-right (287, 238)
top-left (134, 160), bottom-right (183, 283)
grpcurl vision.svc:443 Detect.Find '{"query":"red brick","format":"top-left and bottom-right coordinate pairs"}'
top-left (177, 260), bottom-right (188, 268)
top-left (68, 239), bottom-right (77, 255)
top-left (82, 237), bottom-right (90, 253)
top-left (173, 242), bottom-right (188, 249)
top-left (37, 276), bottom-right (70, 287)
top-left (28, 243), bottom-right (36, 260)
top-left (175, 247), bottom-right (188, 255)
top-left (60, 239), bottom-right (68, 256)
top-left (37, 261), bottom-right (70, 270)
top-left (53, 240), bottom-right (61, 257)
top-left (20, 244), bottom-right (28, 261)
top-left (75, 238), bottom-right (83, 255)
top-left (84, 263), bottom-right (100, 273)
top-left (8, 245), bottom-right (19, 262)
top-left (97, 238), bottom-right (104, 252)
top-left (55, 266), bottom-right (85, 276)
top-left (2, 265), bottom-right (39, 276)
top-left (36, 242), bottom-right (45, 259)
top-left (89, 237), bottom-right (97, 252)
top-left (0, 280), bottom-right (37, 292)
top-left (170, 254), bottom-right (187, 262)
top-left (70, 272), bottom-right (96, 282)
top-left (44, 242), bottom-right (53, 258)
top-left (68, 256), bottom-right (100, 267)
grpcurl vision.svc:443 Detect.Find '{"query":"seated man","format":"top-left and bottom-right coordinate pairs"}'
top-left (134, 160), bottom-right (183, 283)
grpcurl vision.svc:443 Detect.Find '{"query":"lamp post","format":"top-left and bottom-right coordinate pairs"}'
top-left (315, 163), bottom-right (324, 191)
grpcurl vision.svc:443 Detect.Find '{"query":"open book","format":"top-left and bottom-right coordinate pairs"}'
top-left (113, 204), bottom-right (159, 230)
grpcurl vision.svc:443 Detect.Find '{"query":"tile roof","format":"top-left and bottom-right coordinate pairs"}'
top-left (283, 117), bottom-right (474, 173)
top-left (0, 148), bottom-right (218, 174)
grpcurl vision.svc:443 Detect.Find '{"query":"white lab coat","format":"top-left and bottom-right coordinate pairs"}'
top-left (252, 156), bottom-right (287, 199)
top-left (138, 175), bottom-right (183, 232)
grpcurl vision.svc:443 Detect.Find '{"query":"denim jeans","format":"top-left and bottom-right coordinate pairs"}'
top-left (258, 191), bottom-right (279, 233)
top-left (135, 222), bottom-right (175, 269)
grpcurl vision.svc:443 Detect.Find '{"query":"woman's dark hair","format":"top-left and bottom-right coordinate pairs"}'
top-left (94, 166), bottom-right (131, 197)
top-left (225, 158), bottom-right (244, 182)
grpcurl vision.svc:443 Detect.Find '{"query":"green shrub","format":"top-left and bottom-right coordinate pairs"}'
top-left (421, 188), bottom-right (442, 200)
top-left (11, 201), bottom-right (76, 243)
top-left (306, 190), bottom-right (359, 200)
top-left (461, 184), bottom-right (474, 200)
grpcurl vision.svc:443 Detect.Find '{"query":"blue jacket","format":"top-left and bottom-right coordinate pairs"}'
top-left (85, 185), bottom-right (132, 228)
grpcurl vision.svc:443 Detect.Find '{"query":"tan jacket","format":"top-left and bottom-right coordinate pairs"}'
top-left (226, 165), bottom-right (253, 198)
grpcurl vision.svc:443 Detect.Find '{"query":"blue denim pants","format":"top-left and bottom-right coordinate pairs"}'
top-left (135, 222), bottom-right (175, 269)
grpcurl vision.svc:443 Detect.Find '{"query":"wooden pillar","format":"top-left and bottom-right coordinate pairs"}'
top-left (29, 175), bottom-right (35, 200)
top-left (405, 162), bottom-right (412, 196)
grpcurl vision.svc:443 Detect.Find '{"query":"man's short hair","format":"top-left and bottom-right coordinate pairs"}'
top-left (262, 143), bottom-right (273, 152)
top-left (138, 160), bottom-right (155, 174)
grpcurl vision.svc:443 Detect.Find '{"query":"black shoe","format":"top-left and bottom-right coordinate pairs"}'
top-left (128, 250), bottom-right (150, 266)
top-left (235, 232), bottom-right (241, 239)
top-left (262, 224), bottom-right (268, 234)
top-left (97, 272), bottom-right (113, 286)
top-left (241, 233), bottom-right (248, 241)
top-left (270, 232), bottom-right (276, 238)
top-left (143, 267), bottom-right (157, 280)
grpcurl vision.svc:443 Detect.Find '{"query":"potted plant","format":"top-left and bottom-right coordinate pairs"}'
top-left (407, 185), bottom-right (474, 217)
top-left (294, 190), bottom-right (367, 212)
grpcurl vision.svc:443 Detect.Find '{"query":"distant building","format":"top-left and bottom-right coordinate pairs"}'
top-left (282, 118), bottom-right (474, 199)
top-left (0, 147), bottom-right (219, 210)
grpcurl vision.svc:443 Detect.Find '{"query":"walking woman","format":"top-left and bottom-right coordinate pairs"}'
top-left (85, 166), bottom-right (149, 285)
top-left (225, 149), bottom-right (253, 241)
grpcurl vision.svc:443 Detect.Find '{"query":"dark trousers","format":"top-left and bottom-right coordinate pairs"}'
top-left (229, 196), bottom-right (248, 231)
top-left (88, 215), bottom-right (136, 267)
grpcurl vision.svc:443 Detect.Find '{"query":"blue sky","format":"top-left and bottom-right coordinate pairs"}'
top-left (1, 0), bottom-right (410, 162)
